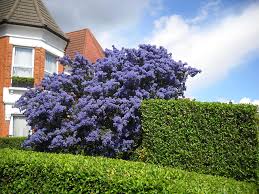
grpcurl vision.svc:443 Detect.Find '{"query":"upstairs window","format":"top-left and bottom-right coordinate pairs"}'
top-left (12, 47), bottom-right (33, 78)
top-left (45, 52), bottom-right (57, 76)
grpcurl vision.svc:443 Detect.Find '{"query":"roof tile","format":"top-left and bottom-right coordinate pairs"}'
top-left (0, 0), bottom-right (68, 41)
top-left (66, 29), bottom-right (105, 63)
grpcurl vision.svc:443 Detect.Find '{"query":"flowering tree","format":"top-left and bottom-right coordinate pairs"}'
top-left (16, 44), bottom-right (200, 157)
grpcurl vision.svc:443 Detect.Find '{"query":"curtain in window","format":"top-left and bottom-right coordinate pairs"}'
top-left (64, 65), bottom-right (72, 74)
top-left (45, 53), bottom-right (57, 75)
top-left (13, 47), bottom-right (33, 77)
top-left (13, 116), bottom-right (30, 137)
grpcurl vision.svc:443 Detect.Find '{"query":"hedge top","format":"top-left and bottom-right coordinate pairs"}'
top-left (0, 148), bottom-right (257, 194)
top-left (0, 137), bottom-right (26, 149)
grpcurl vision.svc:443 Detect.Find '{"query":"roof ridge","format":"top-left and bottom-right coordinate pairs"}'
top-left (66, 28), bottom-right (89, 34)
top-left (33, 0), bottom-right (45, 25)
top-left (4, 0), bottom-right (20, 20)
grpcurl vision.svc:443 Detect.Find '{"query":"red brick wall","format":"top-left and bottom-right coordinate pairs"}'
top-left (34, 48), bottom-right (46, 86)
top-left (34, 49), bottom-right (64, 84)
top-left (0, 40), bottom-right (65, 137)
top-left (58, 63), bottom-right (64, 73)
top-left (0, 37), bottom-right (12, 136)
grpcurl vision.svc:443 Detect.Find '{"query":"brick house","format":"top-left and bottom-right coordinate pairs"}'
top-left (0, 0), bottom-right (104, 137)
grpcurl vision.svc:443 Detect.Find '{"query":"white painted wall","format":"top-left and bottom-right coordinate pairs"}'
top-left (3, 87), bottom-right (27, 119)
top-left (0, 24), bottom-right (67, 57)
top-left (3, 87), bottom-right (28, 136)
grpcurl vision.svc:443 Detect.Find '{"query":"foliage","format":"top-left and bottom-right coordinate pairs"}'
top-left (12, 76), bottom-right (34, 88)
top-left (256, 112), bottom-right (259, 183)
top-left (255, 112), bottom-right (259, 125)
top-left (137, 99), bottom-right (258, 182)
top-left (15, 44), bottom-right (200, 157)
top-left (0, 149), bottom-right (256, 194)
top-left (0, 137), bottom-right (26, 149)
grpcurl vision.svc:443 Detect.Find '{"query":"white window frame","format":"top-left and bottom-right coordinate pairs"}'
top-left (9, 114), bottom-right (31, 137)
top-left (64, 66), bottom-right (72, 75)
top-left (44, 51), bottom-right (58, 76)
top-left (11, 46), bottom-right (35, 78)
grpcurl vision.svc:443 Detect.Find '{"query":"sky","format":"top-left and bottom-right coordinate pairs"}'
top-left (44, 0), bottom-right (259, 104)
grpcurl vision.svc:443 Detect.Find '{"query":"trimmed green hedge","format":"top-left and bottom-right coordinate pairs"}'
top-left (12, 76), bottom-right (34, 88)
top-left (0, 149), bottom-right (257, 194)
top-left (136, 99), bottom-right (258, 182)
top-left (0, 137), bottom-right (26, 149)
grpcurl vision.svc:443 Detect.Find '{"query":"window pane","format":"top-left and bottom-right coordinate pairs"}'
top-left (45, 53), bottom-right (57, 75)
top-left (64, 66), bottom-right (72, 74)
top-left (13, 67), bottom-right (32, 77)
top-left (13, 116), bottom-right (30, 137)
top-left (14, 47), bottom-right (33, 67)
top-left (13, 47), bottom-right (33, 77)
top-left (44, 71), bottom-right (51, 77)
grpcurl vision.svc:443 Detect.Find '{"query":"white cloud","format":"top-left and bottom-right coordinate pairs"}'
top-left (217, 97), bottom-right (233, 103)
top-left (218, 97), bottom-right (259, 105)
top-left (188, 0), bottom-right (221, 24)
top-left (44, 0), bottom-right (154, 49)
top-left (147, 2), bottom-right (259, 94)
top-left (240, 97), bottom-right (259, 105)
top-left (239, 97), bottom-right (251, 104)
top-left (96, 31), bottom-right (132, 50)
top-left (45, 0), bottom-right (149, 32)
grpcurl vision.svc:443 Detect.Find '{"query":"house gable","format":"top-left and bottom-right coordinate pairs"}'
top-left (66, 29), bottom-right (105, 63)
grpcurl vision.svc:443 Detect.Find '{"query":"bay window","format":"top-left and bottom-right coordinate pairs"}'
top-left (45, 52), bottom-right (58, 76)
top-left (12, 47), bottom-right (34, 78)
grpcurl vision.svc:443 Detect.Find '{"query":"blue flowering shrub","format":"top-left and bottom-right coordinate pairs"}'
top-left (15, 44), bottom-right (200, 157)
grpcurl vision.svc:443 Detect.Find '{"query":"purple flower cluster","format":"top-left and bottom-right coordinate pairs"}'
top-left (16, 44), bottom-right (200, 157)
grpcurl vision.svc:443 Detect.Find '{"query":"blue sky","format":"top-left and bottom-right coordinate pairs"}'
top-left (193, 53), bottom-right (259, 102)
top-left (45, 0), bottom-right (259, 104)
